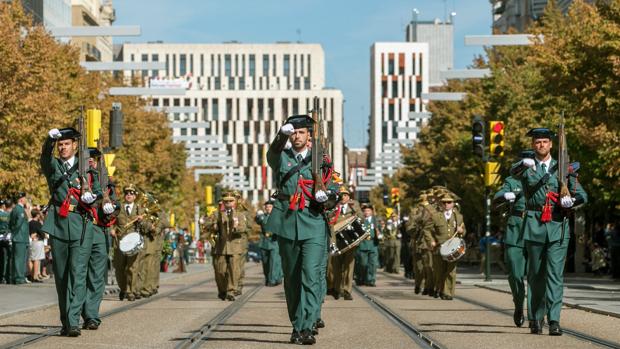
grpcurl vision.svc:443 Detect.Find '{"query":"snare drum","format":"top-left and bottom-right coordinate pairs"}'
top-left (439, 237), bottom-right (466, 262)
top-left (329, 217), bottom-right (370, 256)
top-left (119, 231), bottom-right (144, 256)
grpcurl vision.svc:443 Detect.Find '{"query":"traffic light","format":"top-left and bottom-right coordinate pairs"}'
top-left (109, 103), bottom-right (123, 149)
top-left (103, 153), bottom-right (116, 177)
top-left (484, 161), bottom-right (500, 187)
top-left (86, 109), bottom-right (102, 148)
top-left (205, 185), bottom-right (213, 206)
top-left (391, 188), bottom-right (400, 206)
top-left (382, 185), bottom-right (389, 205)
top-left (489, 121), bottom-right (505, 157)
top-left (472, 116), bottom-right (485, 158)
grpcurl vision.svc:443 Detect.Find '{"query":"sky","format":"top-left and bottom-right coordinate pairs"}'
top-left (113, 0), bottom-right (491, 148)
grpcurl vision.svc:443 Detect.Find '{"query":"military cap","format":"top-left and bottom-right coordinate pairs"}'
top-left (123, 184), bottom-right (137, 194)
top-left (15, 192), bottom-right (27, 200)
top-left (440, 192), bottom-right (456, 202)
top-left (222, 191), bottom-right (236, 201)
top-left (361, 203), bottom-right (374, 210)
top-left (520, 149), bottom-right (536, 159)
top-left (88, 148), bottom-right (102, 158)
top-left (338, 186), bottom-right (351, 195)
top-left (0, 199), bottom-right (5, 206)
top-left (264, 199), bottom-right (275, 206)
top-left (58, 127), bottom-right (81, 141)
top-left (284, 114), bottom-right (315, 130)
top-left (526, 128), bottom-right (555, 139)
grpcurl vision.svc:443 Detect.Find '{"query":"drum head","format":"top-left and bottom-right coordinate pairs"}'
top-left (120, 232), bottom-right (141, 252)
top-left (332, 215), bottom-right (357, 233)
top-left (440, 237), bottom-right (462, 256)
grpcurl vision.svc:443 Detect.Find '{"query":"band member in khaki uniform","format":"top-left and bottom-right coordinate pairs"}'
top-left (138, 200), bottom-right (159, 298)
top-left (327, 186), bottom-right (360, 300)
top-left (408, 190), bottom-right (434, 295)
top-left (213, 192), bottom-right (249, 301)
top-left (114, 185), bottom-right (152, 301)
top-left (383, 212), bottom-right (401, 274)
top-left (148, 210), bottom-right (170, 295)
top-left (425, 192), bottom-right (465, 300)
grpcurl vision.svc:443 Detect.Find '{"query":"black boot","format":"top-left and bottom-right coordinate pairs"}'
top-left (513, 308), bottom-right (524, 327)
top-left (548, 321), bottom-right (562, 336)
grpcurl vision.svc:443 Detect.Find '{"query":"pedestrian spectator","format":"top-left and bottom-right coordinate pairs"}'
top-left (28, 209), bottom-right (46, 282)
top-left (593, 222), bottom-right (608, 249)
top-left (605, 221), bottom-right (620, 279)
top-left (479, 229), bottom-right (506, 274)
top-left (173, 233), bottom-right (187, 273)
top-left (590, 242), bottom-right (607, 276)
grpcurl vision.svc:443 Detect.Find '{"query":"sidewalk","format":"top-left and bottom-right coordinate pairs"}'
top-left (456, 265), bottom-right (620, 318)
top-left (0, 263), bottom-right (210, 320)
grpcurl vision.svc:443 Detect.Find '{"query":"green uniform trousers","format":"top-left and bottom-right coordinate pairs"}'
top-left (330, 247), bottom-right (356, 295)
top-left (278, 234), bottom-right (326, 332)
top-left (0, 241), bottom-right (11, 283)
top-left (260, 247), bottom-right (283, 285)
top-left (51, 235), bottom-right (93, 328)
top-left (383, 239), bottom-right (401, 274)
top-left (82, 226), bottom-right (108, 324)
top-left (355, 247), bottom-right (378, 285)
top-left (526, 239), bottom-right (568, 322)
top-left (11, 242), bottom-right (28, 284)
top-left (432, 253), bottom-right (456, 297)
top-left (213, 254), bottom-right (243, 296)
top-left (314, 233), bottom-right (329, 321)
top-left (114, 247), bottom-right (141, 296)
top-left (505, 245), bottom-right (529, 319)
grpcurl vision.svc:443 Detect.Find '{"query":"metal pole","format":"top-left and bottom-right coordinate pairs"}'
top-left (484, 187), bottom-right (492, 281)
top-left (194, 203), bottom-right (200, 243)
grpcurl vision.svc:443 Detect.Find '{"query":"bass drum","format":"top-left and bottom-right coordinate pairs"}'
top-left (119, 231), bottom-right (145, 256)
top-left (329, 216), bottom-right (369, 256)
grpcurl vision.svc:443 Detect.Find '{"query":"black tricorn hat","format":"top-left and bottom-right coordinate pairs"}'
top-left (520, 149), bottom-right (536, 159)
top-left (59, 127), bottom-right (81, 141)
top-left (88, 148), bottom-right (102, 158)
top-left (361, 203), bottom-right (374, 210)
top-left (526, 128), bottom-right (555, 139)
top-left (264, 199), bottom-right (275, 206)
top-left (285, 115), bottom-right (315, 131)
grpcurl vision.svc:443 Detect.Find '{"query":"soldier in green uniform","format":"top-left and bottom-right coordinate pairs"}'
top-left (510, 128), bottom-right (587, 335)
top-left (0, 199), bottom-right (12, 284)
top-left (355, 204), bottom-right (379, 287)
top-left (114, 185), bottom-right (151, 301)
top-left (425, 192), bottom-right (465, 300)
top-left (41, 127), bottom-right (102, 336)
top-left (383, 212), bottom-right (401, 274)
top-left (408, 191), bottom-right (434, 295)
top-left (213, 192), bottom-right (250, 301)
top-left (493, 150), bottom-right (534, 328)
top-left (265, 115), bottom-right (331, 345)
top-left (327, 186), bottom-right (360, 300)
top-left (10, 193), bottom-right (30, 284)
top-left (256, 200), bottom-right (283, 286)
top-left (82, 148), bottom-right (119, 330)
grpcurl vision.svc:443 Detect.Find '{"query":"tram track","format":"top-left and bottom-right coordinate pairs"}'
top-left (0, 275), bottom-right (216, 349)
top-left (174, 283), bottom-right (264, 349)
top-left (353, 284), bottom-right (445, 349)
top-left (377, 271), bottom-right (620, 349)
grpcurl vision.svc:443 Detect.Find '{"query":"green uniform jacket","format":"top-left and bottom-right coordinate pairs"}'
top-left (256, 213), bottom-right (278, 250)
top-left (40, 138), bottom-right (102, 240)
top-left (511, 158), bottom-right (587, 243)
top-left (493, 176), bottom-right (526, 248)
top-left (424, 210), bottom-right (465, 247)
top-left (266, 136), bottom-right (327, 241)
top-left (9, 204), bottom-right (29, 243)
top-left (358, 216), bottom-right (379, 251)
top-left (214, 209), bottom-right (249, 255)
top-left (0, 210), bottom-right (9, 234)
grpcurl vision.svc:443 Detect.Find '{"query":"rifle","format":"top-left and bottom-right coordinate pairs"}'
top-left (77, 108), bottom-right (92, 195)
top-left (310, 97), bottom-right (326, 196)
top-left (97, 129), bottom-right (112, 206)
top-left (557, 112), bottom-right (570, 198)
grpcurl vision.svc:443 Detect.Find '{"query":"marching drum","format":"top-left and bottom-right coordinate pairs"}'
top-left (119, 231), bottom-right (144, 256)
top-left (439, 237), bottom-right (466, 262)
top-left (329, 216), bottom-right (370, 256)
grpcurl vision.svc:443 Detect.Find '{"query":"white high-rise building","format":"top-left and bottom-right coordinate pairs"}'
top-left (405, 15), bottom-right (453, 87)
top-left (359, 42), bottom-right (429, 190)
top-left (121, 42), bottom-right (344, 204)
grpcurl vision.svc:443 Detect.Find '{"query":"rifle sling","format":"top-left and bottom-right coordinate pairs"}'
top-left (279, 155), bottom-right (311, 189)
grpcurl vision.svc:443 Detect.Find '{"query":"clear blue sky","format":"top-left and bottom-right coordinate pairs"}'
top-left (113, 0), bottom-right (491, 148)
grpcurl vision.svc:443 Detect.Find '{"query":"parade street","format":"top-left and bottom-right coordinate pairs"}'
top-left (1, 264), bottom-right (618, 349)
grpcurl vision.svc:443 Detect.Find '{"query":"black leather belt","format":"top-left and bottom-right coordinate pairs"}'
top-left (511, 210), bottom-right (524, 217)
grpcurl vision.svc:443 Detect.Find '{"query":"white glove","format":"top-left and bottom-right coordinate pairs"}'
top-left (280, 123), bottom-right (295, 136)
top-left (560, 196), bottom-right (574, 208)
top-left (257, 210), bottom-right (265, 216)
top-left (103, 202), bottom-right (115, 214)
top-left (378, 233), bottom-right (384, 240)
top-left (397, 233), bottom-right (402, 239)
top-left (48, 128), bottom-right (62, 139)
top-left (284, 140), bottom-right (292, 149)
top-left (522, 158), bottom-right (536, 170)
top-left (315, 190), bottom-right (328, 203)
top-left (504, 192), bottom-right (516, 202)
top-left (81, 192), bottom-right (96, 204)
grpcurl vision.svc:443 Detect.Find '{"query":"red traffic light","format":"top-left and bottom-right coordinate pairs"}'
top-left (492, 122), bottom-right (504, 133)
top-left (391, 188), bottom-right (400, 195)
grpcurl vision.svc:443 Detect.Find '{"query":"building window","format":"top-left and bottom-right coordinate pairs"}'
top-left (226, 98), bottom-right (233, 119)
top-left (141, 54), bottom-right (148, 77)
top-left (202, 98), bottom-right (208, 120)
top-left (239, 77), bottom-right (245, 90)
top-left (293, 55), bottom-right (297, 77)
top-left (191, 128), bottom-right (198, 136)
top-left (268, 98), bottom-right (274, 119)
top-left (151, 54), bottom-right (159, 77)
top-left (388, 57), bottom-right (394, 75)
top-left (200, 54), bottom-right (204, 76)
top-left (235, 54), bottom-right (239, 76)
top-left (283, 54), bottom-right (290, 76)
top-left (282, 99), bottom-right (288, 119)
top-left (180, 128), bottom-right (187, 136)
top-left (307, 54), bottom-right (311, 77)
top-left (241, 54), bottom-right (246, 76)
top-left (173, 55), bottom-right (177, 77)
top-left (382, 80), bottom-right (388, 98)
top-left (210, 54), bottom-right (214, 76)
top-left (165, 54), bottom-right (169, 76)
top-left (300, 54), bottom-right (304, 76)
top-left (173, 98), bottom-right (180, 107)
top-left (224, 54), bottom-right (231, 77)
top-left (258, 98), bottom-right (264, 118)
top-left (244, 121), bottom-right (251, 143)
top-left (152, 99), bottom-right (159, 107)
top-left (212, 99), bottom-right (219, 120)
top-left (273, 54), bottom-right (277, 75)
top-left (388, 104), bottom-right (395, 120)
top-left (190, 54), bottom-right (194, 75)
top-left (294, 77), bottom-right (300, 90)
top-left (249, 54), bottom-right (255, 76)
top-left (180, 54), bottom-right (187, 76)
top-left (304, 77), bottom-right (310, 90)
top-left (392, 80), bottom-right (398, 98)
top-left (163, 98), bottom-right (169, 107)
top-left (214, 77), bottom-right (221, 90)
top-left (223, 122), bottom-right (229, 142)
top-left (247, 99), bottom-right (253, 119)
top-left (292, 98), bottom-right (298, 114)
top-left (399, 53), bottom-right (405, 75)
top-left (228, 77), bottom-right (235, 89)
top-left (263, 54), bottom-right (269, 76)
top-left (416, 80), bottom-right (422, 98)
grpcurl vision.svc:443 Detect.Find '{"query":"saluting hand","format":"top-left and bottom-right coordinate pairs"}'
top-left (280, 123), bottom-right (295, 136)
top-left (48, 128), bottom-right (62, 139)
top-left (504, 192), bottom-right (516, 202)
top-left (522, 158), bottom-right (536, 171)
